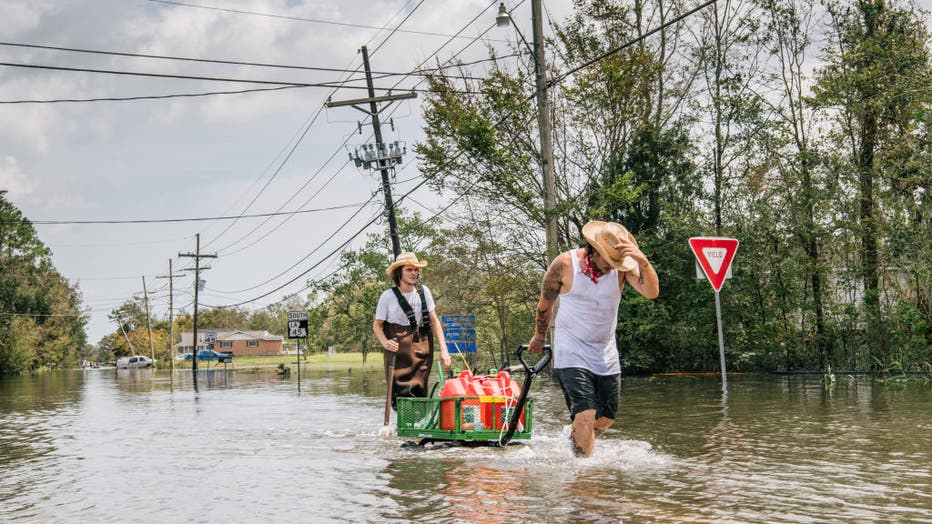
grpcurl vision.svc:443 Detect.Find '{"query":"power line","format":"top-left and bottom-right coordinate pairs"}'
top-left (367, 0), bottom-right (426, 58)
top-left (197, 0), bottom-right (433, 252)
top-left (201, 0), bottom-right (498, 299)
top-left (0, 41), bottom-right (414, 76)
top-left (0, 61), bottom-right (455, 91)
top-left (217, 158), bottom-right (356, 256)
top-left (23, 202), bottom-right (365, 225)
top-left (144, 0), bottom-right (511, 43)
top-left (0, 41), bottom-right (492, 79)
top-left (74, 1), bottom-right (509, 315)
top-left (0, 85), bottom-right (305, 104)
top-left (198, 0), bottom-right (435, 258)
top-left (200, 207), bottom-right (384, 308)
top-left (203, 104), bottom-right (333, 251)
top-left (203, 175), bottom-right (434, 308)
top-left (209, 193), bottom-right (381, 294)
top-left (549, 0), bottom-right (720, 87)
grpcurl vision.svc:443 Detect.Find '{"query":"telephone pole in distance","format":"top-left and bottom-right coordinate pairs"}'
top-left (179, 233), bottom-right (217, 383)
top-left (157, 259), bottom-right (187, 372)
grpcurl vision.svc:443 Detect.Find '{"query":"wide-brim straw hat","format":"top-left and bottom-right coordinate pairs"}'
top-left (385, 251), bottom-right (428, 276)
top-left (581, 221), bottom-right (638, 272)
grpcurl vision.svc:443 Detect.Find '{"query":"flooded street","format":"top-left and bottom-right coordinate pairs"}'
top-left (1, 367), bottom-right (931, 522)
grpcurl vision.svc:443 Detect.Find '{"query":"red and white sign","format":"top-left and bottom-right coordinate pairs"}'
top-left (689, 237), bottom-right (739, 292)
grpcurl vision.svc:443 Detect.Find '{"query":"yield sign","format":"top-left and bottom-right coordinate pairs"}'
top-left (689, 237), bottom-right (739, 292)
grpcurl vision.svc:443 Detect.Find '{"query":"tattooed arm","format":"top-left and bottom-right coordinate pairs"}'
top-left (528, 252), bottom-right (566, 354)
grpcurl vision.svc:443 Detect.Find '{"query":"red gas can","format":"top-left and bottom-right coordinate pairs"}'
top-left (440, 371), bottom-right (484, 430)
top-left (486, 371), bottom-right (524, 430)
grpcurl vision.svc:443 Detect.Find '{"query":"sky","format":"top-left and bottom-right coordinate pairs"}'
top-left (1, 0), bottom-right (930, 345)
top-left (0, 0), bottom-right (562, 344)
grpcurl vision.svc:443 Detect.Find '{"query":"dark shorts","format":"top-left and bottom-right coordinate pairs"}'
top-left (554, 367), bottom-right (620, 421)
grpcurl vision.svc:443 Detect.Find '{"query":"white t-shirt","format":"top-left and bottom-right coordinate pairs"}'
top-left (374, 285), bottom-right (436, 326)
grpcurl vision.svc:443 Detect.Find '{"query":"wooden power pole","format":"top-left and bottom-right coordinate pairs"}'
top-left (325, 45), bottom-right (416, 258)
top-left (179, 233), bottom-right (217, 383)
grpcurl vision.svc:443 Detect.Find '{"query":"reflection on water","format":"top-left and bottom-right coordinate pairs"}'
top-left (1, 369), bottom-right (931, 522)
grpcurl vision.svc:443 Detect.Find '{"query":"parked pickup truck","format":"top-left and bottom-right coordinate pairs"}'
top-left (185, 349), bottom-right (233, 363)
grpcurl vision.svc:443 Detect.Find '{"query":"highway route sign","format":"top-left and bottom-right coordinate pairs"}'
top-left (287, 310), bottom-right (308, 339)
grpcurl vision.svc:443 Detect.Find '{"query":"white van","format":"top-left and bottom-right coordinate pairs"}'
top-left (116, 355), bottom-right (154, 369)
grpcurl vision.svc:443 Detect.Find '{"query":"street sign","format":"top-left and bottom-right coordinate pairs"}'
top-left (688, 236), bottom-right (739, 392)
top-left (287, 310), bottom-right (308, 339)
top-left (287, 310), bottom-right (308, 321)
top-left (689, 237), bottom-right (739, 292)
top-left (204, 330), bottom-right (217, 345)
top-left (441, 314), bottom-right (476, 353)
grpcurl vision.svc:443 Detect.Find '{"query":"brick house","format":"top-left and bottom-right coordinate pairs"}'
top-left (175, 329), bottom-right (284, 356)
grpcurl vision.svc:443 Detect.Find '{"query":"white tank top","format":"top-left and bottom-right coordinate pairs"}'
top-left (553, 249), bottom-right (622, 375)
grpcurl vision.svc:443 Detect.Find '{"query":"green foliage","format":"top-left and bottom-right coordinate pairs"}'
top-left (195, 307), bottom-right (249, 330)
top-left (0, 195), bottom-right (86, 374)
top-left (17, 0), bottom-right (932, 375)
top-left (810, 0), bottom-right (932, 360)
top-left (307, 232), bottom-right (388, 359)
top-left (400, 0), bottom-right (932, 374)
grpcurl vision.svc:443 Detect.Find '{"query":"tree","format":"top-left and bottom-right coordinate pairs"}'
top-left (0, 194), bottom-right (86, 373)
top-left (746, 0), bottom-right (835, 369)
top-left (811, 0), bottom-right (932, 366)
top-left (195, 307), bottom-right (249, 330)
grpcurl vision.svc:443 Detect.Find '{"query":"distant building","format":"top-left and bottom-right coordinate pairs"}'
top-left (175, 329), bottom-right (285, 356)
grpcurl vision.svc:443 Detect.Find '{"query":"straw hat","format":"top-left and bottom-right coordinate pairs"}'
top-left (385, 251), bottom-right (428, 276)
top-left (581, 221), bottom-right (638, 272)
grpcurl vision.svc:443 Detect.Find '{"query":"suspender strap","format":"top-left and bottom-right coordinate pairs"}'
top-left (390, 286), bottom-right (431, 335)
top-left (418, 286), bottom-right (430, 332)
top-left (390, 287), bottom-right (418, 332)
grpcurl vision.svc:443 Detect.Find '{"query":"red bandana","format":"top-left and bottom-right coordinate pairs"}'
top-left (581, 252), bottom-right (603, 284)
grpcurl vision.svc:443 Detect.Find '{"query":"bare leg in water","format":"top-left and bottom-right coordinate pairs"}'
top-left (570, 409), bottom-right (615, 457)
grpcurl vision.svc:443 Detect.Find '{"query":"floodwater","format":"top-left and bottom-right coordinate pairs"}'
top-left (1, 366), bottom-right (930, 523)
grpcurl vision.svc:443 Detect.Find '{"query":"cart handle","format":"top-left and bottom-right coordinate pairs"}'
top-left (517, 344), bottom-right (552, 376)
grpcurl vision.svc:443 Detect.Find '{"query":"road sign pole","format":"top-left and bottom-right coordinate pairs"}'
top-left (296, 339), bottom-right (301, 394)
top-left (287, 310), bottom-right (309, 393)
top-left (689, 237), bottom-right (739, 393)
top-left (715, 290), bottom-right (727, 391)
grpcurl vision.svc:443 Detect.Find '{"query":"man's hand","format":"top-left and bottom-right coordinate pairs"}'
top-left (611, 235), bottom-right (648, 267)
top-left (527, 336), bottom-right (546, 354)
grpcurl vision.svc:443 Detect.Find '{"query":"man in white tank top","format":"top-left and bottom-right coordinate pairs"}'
top-left (528, 221), bottom-right (659, 457)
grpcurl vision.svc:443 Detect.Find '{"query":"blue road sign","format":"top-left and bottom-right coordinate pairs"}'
top-left (441, 314), bottom-right (476, 353)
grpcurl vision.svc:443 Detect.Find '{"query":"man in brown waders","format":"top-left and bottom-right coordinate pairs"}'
top-left (373, 252), bottom-right (452, 412)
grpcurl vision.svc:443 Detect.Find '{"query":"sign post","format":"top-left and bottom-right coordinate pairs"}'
top-left (689, 237), bottom-right (739, 391)
top-left (287, 311), bottom-right (308, 392)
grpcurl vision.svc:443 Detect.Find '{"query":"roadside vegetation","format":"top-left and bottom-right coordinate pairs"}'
top-left (3, 0), bottom-right (930, 376)
top-left (170, 352), bottom-right (383, 371)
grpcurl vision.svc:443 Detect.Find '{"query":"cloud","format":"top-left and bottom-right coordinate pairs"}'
top-left (0, 155), bottom-right (34, 198)
top-left (0, 1), bottom-right (54, 34)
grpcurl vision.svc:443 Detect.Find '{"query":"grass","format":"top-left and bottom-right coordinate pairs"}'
top-left (168, 352), bottom-right (384, 371)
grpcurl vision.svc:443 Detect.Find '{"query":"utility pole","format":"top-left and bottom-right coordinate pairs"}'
top-left (532, 0), bottom-right (558, 259)
top-left (142, 276), bottom-right (155, 362)
top-left (179, 233), bottom-right (217, 384)
top-left (326, 45), bottom-right (416, 258)
top-left (498, 1), bottom-right (558, 259)
top-left (157, 259), bottom-right (186, 373)
top-left (117, 314), bottom-right (135, 355)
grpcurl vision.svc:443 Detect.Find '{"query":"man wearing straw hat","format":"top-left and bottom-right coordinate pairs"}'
top-left (373, 252), bottom-right (452, 409)
top-left (528, 221), bottom-right (659, 457)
